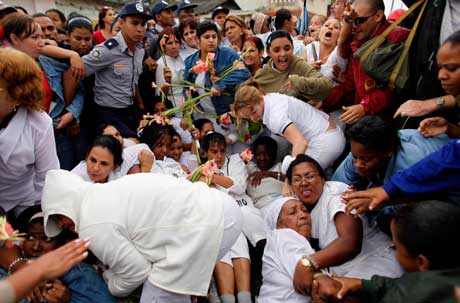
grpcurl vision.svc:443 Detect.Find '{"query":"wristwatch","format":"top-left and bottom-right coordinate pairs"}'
top-left (301, 255), bottom-right (319, 271)
top-left (435, 96), bottom-right (445, 109)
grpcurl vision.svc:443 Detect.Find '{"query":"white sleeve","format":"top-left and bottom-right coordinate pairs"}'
top-left (121, 144), bottom-right (152, 174)
top-left (323, 183), bottom-right (349, 222)
top-left (155, 60), bottom-right (166, 96)
top-left (82, 224), bottom-right (152, 297)
top-left (275, 229), bottom-right (315, 279)
top-left (264, 96), bottom-right (293, 135)
top-left (224, 154), bottom-right (248, 195)
top-left (322, 47), bottom-right (348, 82)
top-left (71, 161), bottom-right (88, 178)
top-left (33, 119), bottom-right (60, 199)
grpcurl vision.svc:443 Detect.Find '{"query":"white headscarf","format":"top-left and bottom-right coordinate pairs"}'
top-left (264, 196), bottom-right (297, 231)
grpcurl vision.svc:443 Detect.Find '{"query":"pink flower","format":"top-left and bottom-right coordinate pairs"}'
top-left (5, 223), bottom-right (13, 236)
top-left (179, 97), bottom-right (185, 105)
top-left (220, 114), bottom-right (232, 125)
top-left (201, 160), bottom-right (220, 178)
top-left (192, 60), bottom-right (209, 73)
top-left (207, 52), bottom-right (215, 62)
top-left (151, 113), bottom-right (166, 126)
top-left (239, 148), bottom-right (253, 163)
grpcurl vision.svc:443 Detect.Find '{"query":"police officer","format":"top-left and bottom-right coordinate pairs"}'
top-left (82, 2), bottom-right (153, 138)
top-left (176, 0), bottom-right (198, 24)
top-left (144, 0), bottom-right (178, 60)
top-left (211, 6), bottom-right (229, 29)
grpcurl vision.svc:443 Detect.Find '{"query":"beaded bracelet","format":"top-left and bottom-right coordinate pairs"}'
top-left (7, 257), bottom-right (27, 274)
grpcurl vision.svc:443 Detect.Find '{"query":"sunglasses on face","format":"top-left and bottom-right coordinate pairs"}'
top-left (344, 12), bottom-right (377, 25)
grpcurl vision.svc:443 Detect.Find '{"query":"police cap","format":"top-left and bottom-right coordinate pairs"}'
top-left (119, 2), bottom-right (153, 20)
top-left (151, 1), bottom-right (178, 18)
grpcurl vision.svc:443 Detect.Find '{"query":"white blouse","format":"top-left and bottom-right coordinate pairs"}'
top-left (262, 93), bottom-right (330, 141)
top-left (306, 41), bottom-right (348, 84)
top-left (311, 181), bottom-right (401, 278)
top-left (0, 108), bottom-right (59, 212)
top-left (71, 143), bottom-right (151, 183)
top-left (246, 162), bottom-right (283, 209)
top-left (259, 228), bottom-right (314, 303)
top-left (155, 55), bottom-right (186, 111)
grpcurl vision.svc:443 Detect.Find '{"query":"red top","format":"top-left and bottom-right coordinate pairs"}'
top-left (323, 21), bottom-right (410, 115)
top-left (41, 69), bottom-right (53, 113)
top-left (93, 30), bottom-right (106, 45)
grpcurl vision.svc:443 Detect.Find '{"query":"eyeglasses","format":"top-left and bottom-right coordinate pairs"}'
top-left (344, 12), bottom-right (377, 25)
top-left (291, 173), bottom-right (319, 185)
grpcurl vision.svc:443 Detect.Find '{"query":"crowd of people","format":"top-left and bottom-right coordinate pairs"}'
top-left (0, 0), bottom-right (459, 302)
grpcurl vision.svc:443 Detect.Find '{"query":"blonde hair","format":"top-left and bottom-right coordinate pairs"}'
top-left (0, 48), bottom-right (44, 111)
top-left (232, 81), bottom-right (264, 116)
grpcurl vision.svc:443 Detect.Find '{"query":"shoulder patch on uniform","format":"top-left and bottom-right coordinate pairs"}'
top-left (104, 38), bottom-right (119, 49)
top-left (90, 49), bottom-right (101, 58)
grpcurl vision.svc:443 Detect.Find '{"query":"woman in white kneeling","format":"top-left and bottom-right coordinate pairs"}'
top-left (41, 170), bottom-right (243, 303)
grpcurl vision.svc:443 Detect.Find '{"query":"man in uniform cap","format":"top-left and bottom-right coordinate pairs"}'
top-left (177, 0), bottom-right (198, 24)
top-left (82, 2), bottom-right (153, 137)
top-left (143, 0), bottom-right (178, 61)
top-left (212, 6), bottom-right (229, 29)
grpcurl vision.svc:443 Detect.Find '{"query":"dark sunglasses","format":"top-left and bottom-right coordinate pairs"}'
top-left (344, 12), bottom-right (377, 25)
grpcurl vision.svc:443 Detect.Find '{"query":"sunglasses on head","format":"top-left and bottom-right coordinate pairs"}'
top-left (344, 12), bottom-right (377, 25)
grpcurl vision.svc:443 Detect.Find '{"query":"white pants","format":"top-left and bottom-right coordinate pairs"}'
top-left (140, 196), bottom-right (243, 303)
top-left (140, 283), bottom-right (191, 303)
top-left (306, 127), bottom-right (346, 171)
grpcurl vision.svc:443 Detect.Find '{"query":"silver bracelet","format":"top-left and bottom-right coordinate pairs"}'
top-left (7, 257), bottom-right (27, 274)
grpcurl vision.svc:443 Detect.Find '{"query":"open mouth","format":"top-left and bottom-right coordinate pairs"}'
top-left (300, 188), bottom-right (312, 196)
top-left (325, 31), bottom-right (332, 38)
top-left (278, 57), bottom-right (288, 64)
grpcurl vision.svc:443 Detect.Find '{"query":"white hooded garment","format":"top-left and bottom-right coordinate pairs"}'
top-left (41, 170), bottom-right (228, 297)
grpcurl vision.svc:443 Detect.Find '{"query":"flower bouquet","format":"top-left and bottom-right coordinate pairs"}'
top-left (0, 216), bottom-right (25, 248)
top-left (189, 160), bottom-right (221, 185)
top-left (190, 52), bottom-right (215, 75)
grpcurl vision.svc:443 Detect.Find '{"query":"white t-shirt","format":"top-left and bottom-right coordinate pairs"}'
top-left (311, 181), bottom-right (397, 278)
top-left (259, 228), bottom-right (313, 303)
top-left (221, 154), bottom-right (266, 245)
top-left (194, 72), bottom-right (216, 117)
top-left (263, 93), bottom-right (330, 141)
top-left (170, 117), bottom-right (193, 144)
top-left (246, 162), bottom-right (283, 209)
top-left (123, 138), bottom-right (136, 148)
top-left (151, 156), bottom-right (187, 178)
top-left (155, 55), bottom-right (186, 111)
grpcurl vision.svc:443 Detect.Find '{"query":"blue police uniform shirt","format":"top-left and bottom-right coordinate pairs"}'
top-left (82, 31), bottom-right (145, 109)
